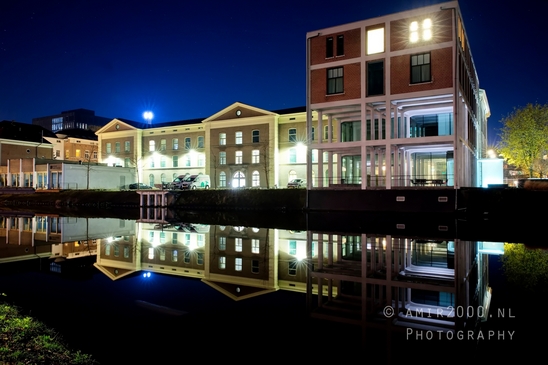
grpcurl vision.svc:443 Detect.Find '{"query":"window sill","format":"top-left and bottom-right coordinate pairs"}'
top-left (326, 92), bottom-right (345, 97)
top-left (409, 79), bottom-right (433, 86)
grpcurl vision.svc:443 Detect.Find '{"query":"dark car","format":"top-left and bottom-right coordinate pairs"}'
top-left (287, 178), bottom-right (306, 188)
top-left (128, 183), bottom-right (153, 190)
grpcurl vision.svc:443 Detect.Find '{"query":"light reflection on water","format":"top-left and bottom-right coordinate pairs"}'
top-left (0, 212), bottom-right (544, 363)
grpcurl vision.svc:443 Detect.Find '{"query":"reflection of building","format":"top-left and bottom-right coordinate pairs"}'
top-left (306, 1), bottom-right (490, 189)
top-left (305, 233), bottom-right (492, 337)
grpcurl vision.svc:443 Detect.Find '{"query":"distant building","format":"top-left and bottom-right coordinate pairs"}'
top-left (32, 108), bottom-right (111, 133)
top-left (0, 120), bottom-right (55, 165)
top-left (43, 128), bottom-right (99, 163)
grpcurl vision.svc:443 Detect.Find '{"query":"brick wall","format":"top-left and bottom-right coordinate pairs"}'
top-left (390, 47), bottom-right (453, 94)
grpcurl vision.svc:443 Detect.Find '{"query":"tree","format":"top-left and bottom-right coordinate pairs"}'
top-left (499, 103), bottom-right (548, 177)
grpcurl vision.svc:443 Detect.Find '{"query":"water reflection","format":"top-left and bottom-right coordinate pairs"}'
top-left (0, 211), bottom-right (532, 362)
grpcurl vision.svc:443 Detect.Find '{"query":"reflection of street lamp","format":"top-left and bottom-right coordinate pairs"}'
top-left (143, 111), bottom-right (154, 125)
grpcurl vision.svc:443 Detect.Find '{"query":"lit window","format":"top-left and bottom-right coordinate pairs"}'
top-left (252, 130), bottom-right (259, 143)
top-left (289, 240), bottom-right (297, 255)
top-left (423, 19), bottom-right (432, 40)
top-left (220, 151), bottom-right (226, 165)
top-left (411, 53), bottom-right (431, 84)
top-left (235, 151), bottom-right (242, 164)
top-left (125, 141), bottom-right (130, 152)
top-left (160, 156), bottom-right (166, 168)
top-left (184, 155), bottom-right (191, 167)
top-left (115, 142), bottom-right (120, 153)
top-left (327, 67), bottom-right (343, 94)
top-left (252, 171), bottom-right (260, 187)
top-left (289, 148), bottom-right (296, 163)
top-left (75, 149), bottom-right (81, 158)
top-left (410, 18), bottom-right (432, 43)
top-left (173, 138), bottom-right (179, 150)
top-left (252, 150), bottom-right (259, 163)
top-left (172, 233), bottom-right (178, 244)
top-left (219, 256), bottom-right (226, 269)
top-left (160, 139), bottom-right (166, 151)
top-left (185, 137), bottom-right (191, 149)
top-left (289, 128), bottom-right (297, 142)
top-left (252, 239), bottom-right (260, 254)
top-left (149, 140), bottom-right (155, 152)
top-left (367, 27), bottom-right (384, 54)
top-left (124, 158), bottom-right (130, 167)
top-left (219, 236), bottom-right (226, 250)
top-left (198, 136), bottom-right (204, 148)
top-left (105, 143), bottom-right (111, 154)
top-left (173, 250), bottom-right (178, 262)
top-left (235, 238), bottom-right (242, 252)
top-left (219, 133), bottom-right (226, 146)
top-left (198, 154), bottom-right (205, 167)
top-left (235, 258), bottom-right (242, 271)
top-left (235, 131), bottom-right (243, 144)
top-left (312, 149), bottom-right (318, 163)
top-left (219, 172), bottom-right (226, 187)
top-left (172, 156), bottom-right (178, 167)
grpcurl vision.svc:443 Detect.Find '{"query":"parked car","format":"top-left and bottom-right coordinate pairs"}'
top-left (128, 183), bottom-right (153, 190)
top-left (287, 178), bottom-right (306, 188)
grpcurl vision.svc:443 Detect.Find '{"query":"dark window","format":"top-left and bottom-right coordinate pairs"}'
top-left (327, 67), bottom-right (343, 94)
top-left (326, 37), bottom-right (333, 58)
top-left (336, 35), bottom-right (344, 56)
top-left (411, 53), bottom-right (431, 84)
top-left (252, 130), bottom-right (259, 143)
top-left (367, 60), bottom-right (384, 96)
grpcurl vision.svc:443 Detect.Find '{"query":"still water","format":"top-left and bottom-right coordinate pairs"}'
top-left (0, 211), bottom-right (545, 363)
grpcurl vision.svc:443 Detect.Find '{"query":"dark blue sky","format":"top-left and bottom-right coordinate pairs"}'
top-left (1, 0), bottom-right (546, 143)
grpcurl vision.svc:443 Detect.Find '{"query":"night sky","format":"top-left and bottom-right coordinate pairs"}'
top-left (1, 0), bottom-right (546, 143)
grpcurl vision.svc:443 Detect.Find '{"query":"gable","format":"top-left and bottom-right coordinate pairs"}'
top-left (95, 118), bottom-right (138, 134)
top-left (203, 102), bottom-right (276, 123)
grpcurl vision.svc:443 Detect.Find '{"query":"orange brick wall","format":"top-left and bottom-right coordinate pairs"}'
top-left (390, 47), bottom-right (453, 94)
top-left (311, 62), bottom-right (361, 103)
top-left (310, 28), bottom-right (361, 66)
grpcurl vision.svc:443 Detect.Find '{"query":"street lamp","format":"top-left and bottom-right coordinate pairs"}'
top-left (143, 111), bottom-right (154, 125)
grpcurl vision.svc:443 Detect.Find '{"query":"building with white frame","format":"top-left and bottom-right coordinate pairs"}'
top-left (306, 0), bottom-right (489, 189)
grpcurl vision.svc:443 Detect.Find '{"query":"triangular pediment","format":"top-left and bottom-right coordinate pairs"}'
top-left (202, 102), bottom-right (276, 123)
top-left (201, 279), bottom-right (277, 301)
top-left (95, 118), bottom-right (140, 134)
top-left (93, 263), bottom-right (137, 281)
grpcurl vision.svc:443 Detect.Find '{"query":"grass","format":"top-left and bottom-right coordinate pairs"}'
top-left (0, 299), bottom-right (99, 365)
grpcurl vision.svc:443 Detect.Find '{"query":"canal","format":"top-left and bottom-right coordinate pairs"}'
top-left (0, 210), bottom-right (544, 363)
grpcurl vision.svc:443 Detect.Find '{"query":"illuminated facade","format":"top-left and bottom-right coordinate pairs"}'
top-left (306, 1), bottom-right (490, 189)
top-left (96, 103), bottom-right (325, 189)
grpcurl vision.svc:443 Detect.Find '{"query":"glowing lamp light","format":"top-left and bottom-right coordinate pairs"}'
top-left (143, 111), bottom-right (154, 124)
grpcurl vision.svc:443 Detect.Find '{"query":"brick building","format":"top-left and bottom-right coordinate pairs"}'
top-left (306, 1), bottom-right (490, 189)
